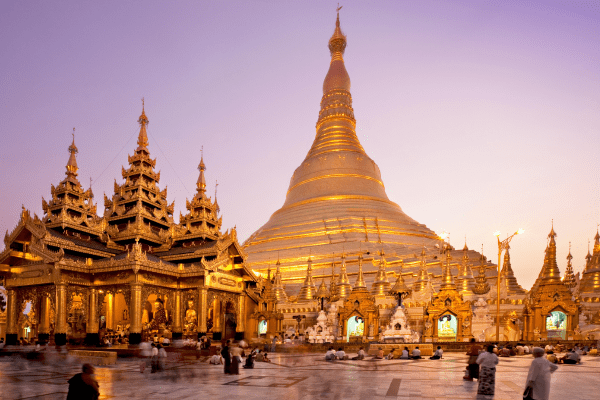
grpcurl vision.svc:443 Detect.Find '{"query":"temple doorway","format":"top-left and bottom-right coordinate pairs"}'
top-left (546, 310), bottom-right (567, 339)
top-left (437, 314), bottom-right (457, 341)
top-left (223, 301), bottom-right (237, 340)
top-left (346, 315), bottom-right (364, 342)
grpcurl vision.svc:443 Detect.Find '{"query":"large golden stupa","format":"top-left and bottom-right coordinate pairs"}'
top-left (243, 13), bottom-right (469, 289)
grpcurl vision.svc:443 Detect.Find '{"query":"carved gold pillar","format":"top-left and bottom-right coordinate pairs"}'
top-left (172, 290), bottom-right (182, 340)
top-left (129, 283), bottom-right (143, 344)
top-left (87, 289), bottom-right (98, 334)
top-left (212, 297), bottom-right (222, 340)
top-left (6, 289), bottom-right (18, 345)
top-left (38, 296), bottom-right (51, 334)
top-left (235, 294), bottom-right (246, 334)
top-left (198, 287), bottom-right (208, 336)
top-left (55, 283), bottom-right (68, 345)
top-left (106, 293), bottom-right (115, 331)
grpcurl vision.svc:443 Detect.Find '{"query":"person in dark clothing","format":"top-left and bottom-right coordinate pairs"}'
top-left (67, 364), bottom-right (99, 400)
top-left (221, 340), bottom-right (232, 374)
top-left (465, 338), bottom-right (481, 381)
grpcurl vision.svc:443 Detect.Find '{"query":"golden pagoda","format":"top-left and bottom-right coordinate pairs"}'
top-left (523, 225), bottom-right (579, 341)
top-left (455, 244), bottom-right (475, 294)
top-left (243, 11), bottom-right (443, 291)
top-left (499, 245), bottom-right (527, 296)
top-left (580, 230), bottom-right (600, 296)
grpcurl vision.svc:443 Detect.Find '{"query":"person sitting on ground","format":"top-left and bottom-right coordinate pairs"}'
top-left (411, 346), bottom-right (422, 360)
top-left (255, 349), bottom-right (265, 362)
top-left (386, 348), bottom-right (395, 360)
top-left (523, 344), bottom-right (530, 354)
top-left (67, 363), bottom-right (99, 400)
top-left (209, 352), bottom-right (223, 365)
top-left (262, 352), bottom-right (271, 362)
top-left (400, 347), bottom-right (409, 359)
top-left (560, 348), bottom-right (581, 364)
top-left (499, 346), bottom-right (511, 357)
top-left (516, 344), bottom-right (524, 355)
top-left (375, 347), bottom-right (384, 359)
top-left (430, 346), bottom-right (443, 360)
top-left (336, 347), bottom-right (347, 360)
top-left (546, 352), bottom-right (558, 364)
top-left (162, 336), bottom-right (170, 346)
top-left (352, 347), bottom-right (365, 360)
top-left (325, 347), bottom-right (336, 361)
top-left (243, 349), bottom-right (255, 369)
top-left (545, 344), bottom-right (554, 354)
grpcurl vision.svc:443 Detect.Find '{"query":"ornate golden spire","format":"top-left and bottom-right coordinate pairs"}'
top-left (136, 98), bottom-right (149, 151)
top-left (472, 248), bottom-right (491, 295)
top-left (66, 128), bottom-right (79, 178)
top-left (297, 255), bottom-right (317, 302)
top-left (316, 278), bottom-right (330, 300)
top-left (456, 243), bottom-right (475, 293)
top-left (439, 248), bottom-right (456, 290)
top-left (273, 256), bottom-right (288, 302)
top-left (563, 242), bottom-right (577, 290)
top-left (353, 252), bottom-right (367, 289)
top-left (580, 229), bottom-right (600, 294)
top-left (336, 252), bottom-right (353, 298)
top-left (413, 247), bottom-right (430, 292)
top-left (541, 222), bottom-right (562, 283)
top-left (371, 249), bottom-right (391, 296)
top-left (329, 253), bottom-right (338, 298)
top-left (197, 147), bottom-right (207, 195)
top-left (390, 260), bottom-right (411, 298)
top-left (499, 245), bottom-right (526, 295)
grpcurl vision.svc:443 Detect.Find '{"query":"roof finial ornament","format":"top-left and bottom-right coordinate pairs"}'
top-left (66, 128), bottom-right (79, 177)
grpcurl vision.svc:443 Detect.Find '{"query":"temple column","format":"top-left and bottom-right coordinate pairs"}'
top-left (235, 294), bottom-right (245, 340)
top-left (85, 288), bottom-right (99, 346)
top-left (197, 287), bottom-right (208, 339)
top-left (212, 298), bottom-right (222, 341)
top-left (38, 295), bottom-right (51, 344)
top-left (172, 290), bottom-right (182, 340)
top-left (6, 289), bottom-right (18, 345)
top-left (129, 283), bottom-right (143, 344)
top-left (106, 293), bottom-right (115, 331)
top-left (55, 283), bottom-right (68, 346)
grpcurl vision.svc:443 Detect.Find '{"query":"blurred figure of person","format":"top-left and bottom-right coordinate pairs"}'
top-left (400, 347), bottom-right (409, 360)
top-left (352, 347), bottom-right (365, 360)
top-left (262, 352), bottom-right (271, 362)
top-left (325, 347), bottom-right (336, 361)
top-left (386, 348), bottom-right (395, 360)
top-left (271, 336), bottom-right (278, 352)
top-left (150, 343), bottom-right (159, 373)
top-left (375, 347), bottom-right (384, 359)
top-left (336, 347), bottom-right (347, 360)
top-left (476, 344), bottom-right (499, 396)
top-left (0, 338), bottom-right (5, 350)
top-left (221, 340), bottom-right (232, 374)
top-left (230, 343), bottom-right (242, 375)
top-left (464, 338), bottom-right (481, 381)
top-left (157, 344), bottom-right (167, 371)
top-left (559, 348), bottom-right (580, 364)
top-left (526, 347), bottom-right (559, 400)
top-left (430, 346), bottom-right (443, 360)
top-left (67, 364), bottom-right (99, 400)
top-left (243, 349), bottom-right (255, 369)
top-left (411, 347), bottom-right (421, 359)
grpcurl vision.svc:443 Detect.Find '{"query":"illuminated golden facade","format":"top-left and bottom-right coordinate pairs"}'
top-left (0, 107), bottom-right (259, 346)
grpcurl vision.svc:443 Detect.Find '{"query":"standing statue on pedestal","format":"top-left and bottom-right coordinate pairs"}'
top-left (184, 299), bottom-right (197, 335)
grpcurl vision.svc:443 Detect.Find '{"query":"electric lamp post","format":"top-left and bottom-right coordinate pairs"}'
top-left (494, 228), bottom-right (524, 341)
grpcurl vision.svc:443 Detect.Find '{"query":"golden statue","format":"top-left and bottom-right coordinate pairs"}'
top-left (184, 299), bottom-right (197, 334)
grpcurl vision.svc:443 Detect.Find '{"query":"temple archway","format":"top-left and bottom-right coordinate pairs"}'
top-left (346, 314), bottom-right (365, 342)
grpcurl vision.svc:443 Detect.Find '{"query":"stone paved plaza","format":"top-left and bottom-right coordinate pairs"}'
top-left (0, 352), bottom-right (598, 400)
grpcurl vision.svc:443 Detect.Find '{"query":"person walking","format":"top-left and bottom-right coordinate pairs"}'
top-left (221, 340), bottom-right (232, 374)
top-left (525, 347), bottom-right (558, 400)
top-left (67, 364), bottom-right (99, 400)
top-left (476, 344), bottom-right (499, 396)
top-left (464, 338), bottom-right (481, 381)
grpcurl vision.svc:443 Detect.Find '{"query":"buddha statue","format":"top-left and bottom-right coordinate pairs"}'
top-left (149, 298), bottom-right (169, 330)
top-left (184, 299), bottom-right (197, 334)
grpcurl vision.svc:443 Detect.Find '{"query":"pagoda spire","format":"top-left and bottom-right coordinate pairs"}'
top-left (354, 252), bottom-right (367, 289)
top-left (298, 255), bottom-right (317, 302)
top-left (472, 247), bottom-right (491, 295)
top-left (272, 255), bottom-right (288, 303)
top-left (66, 128), bottom-right (79, 178)
top-left (197, 147), bottom-right (207, 195)
top-left (440, 247), bottom-right (456, 290)
top-left (390, 260), bottom-right (411, 305)
top-left (563, 242), bottom-right (577, 290)
top-left (372, 248), bottom-right (391, 296)
top-left (540, 222), bottom-right (562, 283)
top-left (137, 98), bottom-right (149, 151)
top-left (500, 244), bottom-right (526, 295)
top-left (456, 242), bottom-right (475, 294)
top-left (580, 229), bottom-right (600, 294)
top-left (336, 252), bottom-right (353, 298)
top-left (413, 247), bottom-right (430, 292)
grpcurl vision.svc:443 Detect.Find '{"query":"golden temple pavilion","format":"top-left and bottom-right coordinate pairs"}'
top-left (0, 107), bottom-right (260, 346)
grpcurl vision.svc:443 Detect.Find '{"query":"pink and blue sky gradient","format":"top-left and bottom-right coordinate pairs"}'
top-left (1, 1), bottom-right (598, 289)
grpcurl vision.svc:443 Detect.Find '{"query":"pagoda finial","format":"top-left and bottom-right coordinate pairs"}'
top-left (66, 128), bottom-right (79, 177)
top-left (137, 99), bottom-right (149, 151)
top-left (196, 147), bottom-right (207, 194)
top-left (323, 5), bottom-right (349, 94)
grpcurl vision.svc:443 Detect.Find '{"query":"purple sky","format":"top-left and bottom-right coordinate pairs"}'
top-left (1, 1), bottom-right (598, 290)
